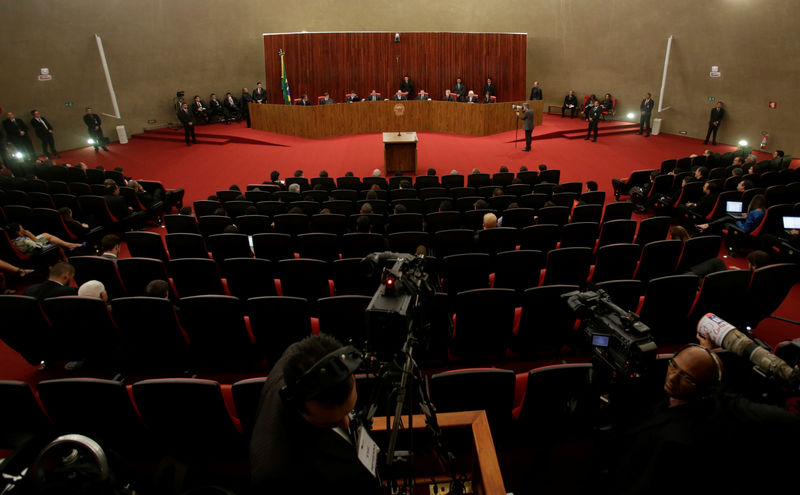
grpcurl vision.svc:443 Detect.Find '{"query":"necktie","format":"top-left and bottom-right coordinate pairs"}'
top-left (39, 119), bottom-right (47, 130)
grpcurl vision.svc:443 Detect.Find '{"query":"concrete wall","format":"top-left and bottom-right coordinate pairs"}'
top-left (2, 0), bottom-right (797, 153)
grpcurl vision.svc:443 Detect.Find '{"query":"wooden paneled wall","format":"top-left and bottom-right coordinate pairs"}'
top-left (262, 32), bottom-right (526, 104)
top-left (250, 100), bottom-right (543, 138)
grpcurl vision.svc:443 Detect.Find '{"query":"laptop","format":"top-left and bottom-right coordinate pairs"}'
top-left (783, 216), bottom-right (800, 236)
top-left (725, 201), bottom-right (746, 220)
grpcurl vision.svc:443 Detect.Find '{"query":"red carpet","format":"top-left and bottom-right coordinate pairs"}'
top-left (3, 114), bottom-right (797, 383)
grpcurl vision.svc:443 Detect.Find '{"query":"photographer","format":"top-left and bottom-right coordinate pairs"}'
top-left (612, 343), bottom-right (800, 494)
top-left (250, 334), bottom-right (381, 494)
top-left (515, 102), bottom-right (534, 151)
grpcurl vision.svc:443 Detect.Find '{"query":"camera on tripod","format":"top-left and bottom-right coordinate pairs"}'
top-left (511, 104), bottom-right (523, 111)
top-left (362, 252), bottom-right (438, 359)
top-left (565, 288), bottom-right (657, 379)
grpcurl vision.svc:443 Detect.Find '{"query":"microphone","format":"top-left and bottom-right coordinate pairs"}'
top-left (697, 313), bottom-right (800, 386)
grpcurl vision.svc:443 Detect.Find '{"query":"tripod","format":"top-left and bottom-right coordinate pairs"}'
top-left (357, 331), bottom-right (464, 494)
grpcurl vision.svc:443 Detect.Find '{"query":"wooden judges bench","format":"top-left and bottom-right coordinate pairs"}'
top-left (250, 100), bottom-right (544, 139)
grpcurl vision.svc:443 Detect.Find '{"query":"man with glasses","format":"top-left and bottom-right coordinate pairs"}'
top-left (613, 343), bottom-right (800, 494)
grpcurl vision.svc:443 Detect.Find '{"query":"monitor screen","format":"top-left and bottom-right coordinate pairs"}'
top-left (726, 201), bottom-right (743, 213)
top-left (592, 334), bottom-right (610, 347)
top-left (783, 216), bottom-right (800, 229)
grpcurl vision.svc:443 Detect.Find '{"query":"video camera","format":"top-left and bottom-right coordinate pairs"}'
top-left (565, 288), bottom-right (657, 379)
top-left (362, 252), bottom-right (438, 359)
top-left (511, 104), bottom-right (523, 111)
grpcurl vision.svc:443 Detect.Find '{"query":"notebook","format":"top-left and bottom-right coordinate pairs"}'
top-left (725, 201), bottom-right (746, 219)
top-left (783, 216), bottom-right (800, 235)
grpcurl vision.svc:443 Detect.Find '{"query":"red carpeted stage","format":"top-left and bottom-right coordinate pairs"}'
top-left (2, 114), bottom-right (799, 384)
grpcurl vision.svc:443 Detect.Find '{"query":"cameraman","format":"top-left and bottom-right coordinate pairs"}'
top-left (612, 344), bottom-right (800, 494)
top-left (250, 334), bottom-right (381, 494)
top-left (515, 102), bottom-right (534, 151)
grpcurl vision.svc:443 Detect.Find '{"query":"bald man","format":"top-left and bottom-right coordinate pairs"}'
top-left (613, 344), bottom-right (800, 494)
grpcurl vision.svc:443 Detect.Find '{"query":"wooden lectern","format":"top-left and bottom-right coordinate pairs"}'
top-left (372, 410), bottom-right (505, 494)
top-left (383, 132), bottom-right (418, 174)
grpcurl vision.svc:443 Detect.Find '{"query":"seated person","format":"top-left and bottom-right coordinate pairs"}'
top-left (103, 179), bottom-right (134, 219)
top-left (366, 90), bottom-right (380, 101)
top-left (7, 223), bottom-right (82, 258)
top-left (583, 94), bottom-right (597, 114)
top-left (465, 90), bottom-right (479, 103)
top-left (319, 91), bottom-right (334, 105)
top-left (23, 261), bottom-right (77, 299)
top-left (697, 194), bottom-right (766, 234)
top-left (58, 207), bottom-right (90, 237)
top-left (145, 279), bottom-right (170, 298)
top-left (208, 93), bottom-right (226, 122)
top-left (562, 90), bottom-right (578, 118)
top-left (191, 95), bottom-right (209, 124)
top-left (442, 89), bottom-right (456, 101)
top-left (601, 93), bottom-right (614, 114)
top-left (677, 181), bottom-right (719, 221)
top-left (223, 92), bottom-right (241, 120)
top-left (482, 91), bottom-right (494, 104)
top-left (345, 91), bottom-right (360, 103)
top-left (78, 279), bottom-right (108, 303)
top-left (415, 90), bottom-right (430, 100)
top-left (296, 94), bottom-right (312, 106)
top-left (0, 259), bottom-right (34, 294)
top-left (127, 179), bottom-right (163, 208)
top-left (392, 90), bottom-right (407, 101)
top-left (483, 77), bottom-right (496, 97)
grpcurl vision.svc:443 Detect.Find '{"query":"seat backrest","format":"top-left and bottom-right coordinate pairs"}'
top-left (635, 216), bottom-right (671, 245)
top-left (232, 377), bottom-right (268, 437)
top-left (451, 288), bottom-right (516, 359)
top-left (543, 247), bottom-right (593, 286)
top-left (168, 258), bottom-right (224, 297)
top-left (178, 295), bottom-right (256, 365)
top-left (517, 364), bottom-right (594, 438)
top-left (638, 274), bottom-right (700, 345)
top-left (592, 243), bottom-right (642, 283)
top-left (68, 255), bottom-right (126, 300)
top-left (248, 296), bottom-right (312, 363)
top-left (0, 295), bottom-right (53, 366)
top-left (111, 296), bottom-right (190, 365)
top-left (223, 257), bottom-right (276, 299)
top-left (116, 257), bottom-right (170, 297)
top-left (125, 231), bottom-right (169, 261)
top-left (317, 295), bottom-right (372, 348)
top-left (429, 369), bottom-right (515, 432)
top-left (636, 239), bottom-right (683, 282)
top-left (41, 296), bottom-right (120, 365)
top-left (675, 235), bottom-right (722, 273)
top-left (276, 258), bottom-right (331, 302)
top-left (0, 380), bottom-right (52, 449)
top-left (165, 233), bottom-right (209, 259)
top-left (493, 249), bottom-right (545, 294)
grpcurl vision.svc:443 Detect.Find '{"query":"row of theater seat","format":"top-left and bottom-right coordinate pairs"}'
top-left (2, 261), bottom-right (795, 372)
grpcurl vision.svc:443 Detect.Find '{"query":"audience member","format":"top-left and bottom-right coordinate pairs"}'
top-left (562, 90), bottom-right (578, 118)
top-left (7, 223), bottom-right (81, 258)
top-left (100, 235), bottom-right (122, 261)
top-left (145, 279), bottom-right (170, 298)
top-left (78, 280), bottom-right (108, 302)
top-left (23, 262), bottom-right (77, 299)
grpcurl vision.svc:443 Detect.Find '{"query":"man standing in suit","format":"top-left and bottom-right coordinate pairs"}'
top-left (529, 81), bottom-right (543, 100)
top-left (400, 75), bottom-right (414, 99)
top-left (452, 77), bottom-right (466, 101)
top-left (483, 77), bottom-right (497, 98)
top-left (637, 93), bottom-right (655, 136)
top-left (585, 100), bottom-right (603, 142)
top-left (253, 82), bottom-right (267, 104)
top-left (83, 107), bottom-right (109, 152)
top-left (392, 90), bottom-right (407, 101)
top-left (240, 88), bottom-right (253, 127)
top-left (177, 102), bottom-right (197, 146)
top-left (562, 90), bottom-right (578, 118)
top-left (29, 110), bottom-right (59, 158)
top-left (704, 101), bottom-right (725, 145)
top-left (23, 262), bottom-right (77, 299)
top-left (3, 112), bottom-right (35, 159)
top-left (515, 102), bottom-right (535, 152)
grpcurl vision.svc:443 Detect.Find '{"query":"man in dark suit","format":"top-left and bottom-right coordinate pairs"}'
top-left (704, 101), bottom-right (725, 145)
top-left (346, 91), bottom-right (361, 103)
top-left (400, 75), bottom-right (414, 99)
top-left (177, 103), bottom-right (197, 146)
top-left (23, 262), bottom-right (77, 299)
top-left (452, 77), bottom-right (466, 101)
top-left (250, 334), bottom-right (381, 494)
top-left (442, 89), bottom-right (456, 102)
top-left (529, 81), bottom-right (543, 100)
top-left (240, 88), bottom-right (252, 127)
top-left (562, 90), bottom-right (578, 118)
top-left (483, 77), bottom-right (496, 98)
top-left (414, 90), bottom-right (430, 100)
top-left (99, 234), bottom-right (121, 262)
top-left (465, 90), bottom-right (479, 103)
top-left (29, 110), bottom-right (59, 158)
top-left (253, 82), bottom-right (267, 104)
top-left (223, 92), bottom-right (240, 121)
top-left (207, 93), bottom-right (227, 123)
top-left (392, 90), bottom-right (407, 101)
top-left (103, 179), bottom-right (133, 219)
top-left (83, 107), bottom-right (109, 152)
top-left (191, 96), bottom-right (209, 124)
top-left (585, 100), bottom-right (603, 142)
top-left (366, 90), bottom-right (381, 101)
top-left (637, 93), bottom-right (655, 136)
top-left (3, 112), bottom-right (35, 159)
top-left (295, 94), bottom-right (312, 106)
top-left (515, 102), bottom-right (535, 151)
top-left (319, 91), bottom-right (334, 105)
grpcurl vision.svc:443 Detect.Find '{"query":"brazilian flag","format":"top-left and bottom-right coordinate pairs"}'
top-left (279, 49), bottom-right (291, 105)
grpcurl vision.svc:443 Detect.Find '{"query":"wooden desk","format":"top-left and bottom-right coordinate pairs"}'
top-left (250, 100), bottom-right (543, 139)
top-left (383, 132), bottom-right (418, 174)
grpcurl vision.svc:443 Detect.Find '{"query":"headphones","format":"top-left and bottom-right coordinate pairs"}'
top-left (674, 343), bottom-right (723, 382)
top-left (280, 345), bottom-right (363, 407)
